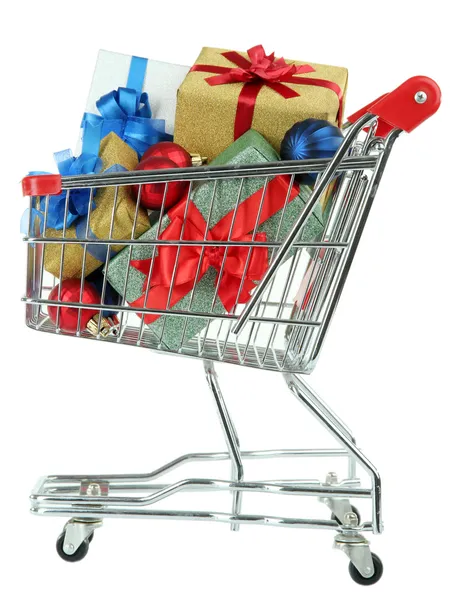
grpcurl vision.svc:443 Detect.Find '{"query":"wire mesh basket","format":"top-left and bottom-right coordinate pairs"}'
top-left (23, 116), bottom-right (398, 373)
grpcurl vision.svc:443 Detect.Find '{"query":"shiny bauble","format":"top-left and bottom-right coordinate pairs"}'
top-left (280, 119), bottom-right (344, 184)
top-left (142, 141), bottom-right (192, 169)
top-left (48, 279), bottom-right (101, 333)
top-left (134, 156), bottom-right (188, 210)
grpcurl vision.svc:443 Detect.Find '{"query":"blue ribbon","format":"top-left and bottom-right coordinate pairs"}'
top-left (22, 134), bottom-right (131, 266)
top-left (22, 121), bottom-right (103, 234)
top-left (81, 56), bottom-right (172, 158)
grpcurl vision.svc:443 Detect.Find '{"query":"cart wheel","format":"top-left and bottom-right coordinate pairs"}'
top-left (331, 505), bottom-right (361, 525)
top-left (87, 531), bottom-right (94, 543)
top-left (348, 553), bottom-right (383, 585)
top-left (56, 532), bottom-right (90, 563)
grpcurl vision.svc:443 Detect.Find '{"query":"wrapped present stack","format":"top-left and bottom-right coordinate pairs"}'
top-left (24, 45), bottom-right (348, 345)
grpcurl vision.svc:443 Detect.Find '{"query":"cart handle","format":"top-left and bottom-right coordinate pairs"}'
top-left (346, 76), bottom-right (441, 137)
top-left (22, 173), bottom-right (62, 198)
top-left (232, 76), bottom-right (441, 337)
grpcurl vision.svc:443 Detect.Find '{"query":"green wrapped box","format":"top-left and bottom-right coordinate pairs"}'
top-left (106, 129), bottom-right (326, 350)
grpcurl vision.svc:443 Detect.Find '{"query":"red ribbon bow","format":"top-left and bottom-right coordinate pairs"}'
top-left (129, 174), bottom-right (300, 324)
top-left (191, 45), bottom-right (344, 139)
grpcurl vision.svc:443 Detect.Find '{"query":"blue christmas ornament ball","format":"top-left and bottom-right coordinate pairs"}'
top-left (86, 270), bottom-right (121, 318)
top-left (280, 119), bottom-right (344, 184)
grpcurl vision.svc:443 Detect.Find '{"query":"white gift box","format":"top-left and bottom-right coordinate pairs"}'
top-left (77, 50), bottom-right (189, 152)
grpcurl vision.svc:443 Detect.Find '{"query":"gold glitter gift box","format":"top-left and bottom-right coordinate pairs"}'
top-left (43, 132), bottom-right (150, 280)
top-left (174, 46), bottom-right (348, 161)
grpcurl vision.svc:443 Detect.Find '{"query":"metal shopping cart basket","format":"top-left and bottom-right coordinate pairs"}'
top-left (22, 76), bottom-right (441, 585)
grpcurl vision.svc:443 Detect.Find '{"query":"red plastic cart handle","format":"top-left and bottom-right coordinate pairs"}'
top-left (347, 76), bottom-right (441, 137)
top-left (22, 174), bottom-right (62, 197)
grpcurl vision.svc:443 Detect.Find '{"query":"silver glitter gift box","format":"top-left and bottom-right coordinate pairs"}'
top-left (106, 129), bottom-right (326, 350)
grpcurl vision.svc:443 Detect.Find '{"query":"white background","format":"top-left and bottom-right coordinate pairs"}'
top-left (1, 1), bottom-right (454, 597)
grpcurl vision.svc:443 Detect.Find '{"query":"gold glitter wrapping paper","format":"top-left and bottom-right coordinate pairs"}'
top-left (174, 47), bottom-right (348, 161)
top-left (44, 132), bottom-right (150, 279)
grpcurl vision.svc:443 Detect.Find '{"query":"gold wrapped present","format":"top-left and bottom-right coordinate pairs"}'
top-left (174, 45), bottom-right (348, 161)
top-left (44, 132), bottom-right (150, 279)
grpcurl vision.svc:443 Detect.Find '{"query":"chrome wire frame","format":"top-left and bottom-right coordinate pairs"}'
top-left (30, 359), bottom-right (380, 535)
top-left (22, 114), bottom-right (398, 375)
top-left (24, 114), bottom-right (399, 541)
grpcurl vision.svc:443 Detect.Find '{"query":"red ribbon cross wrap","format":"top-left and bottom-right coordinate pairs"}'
top-left (190, 45), bottom-right (344, 139)
top-left (130, 175), bottom-right (300, 324)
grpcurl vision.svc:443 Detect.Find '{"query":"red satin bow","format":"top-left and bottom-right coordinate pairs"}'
top-left (191, 45), bottom-right (344, 138)
top-left (203, 46), bottom-right (315, 91)
top-left (131, 201), bottom-right (268, 322)
top-left (130, 174), bottom-right (300, 324)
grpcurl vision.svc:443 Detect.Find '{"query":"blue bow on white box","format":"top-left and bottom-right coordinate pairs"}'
top-left (81, 56), bottom-right (172, 158)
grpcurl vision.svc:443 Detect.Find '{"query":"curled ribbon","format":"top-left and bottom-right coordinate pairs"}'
top-left (82, 56), bottom-right (172, 157)
top-left (191, 45), bottom-right (344, 139)
top-left (129, 174), bottom-right (300, 324)
top-left (21, 121), bottom-right (103, 233)
top-left (21, 124), bottom-right (128, 266)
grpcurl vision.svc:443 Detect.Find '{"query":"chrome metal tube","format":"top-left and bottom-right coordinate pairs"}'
top-left (32, 507), bottom-right (375, 532)
top-left (58, 156), bottom-right (379, 189)
top-left (204, 360), bottom-right (244, 531)
top-left (32, 478), bottom-right (372, 506)
top-left (232, 113), bottom-right (376, 337)
top-left (284, 373), bottom-right (382, 534)
top-left (308, 129), bottom-right (402, 368)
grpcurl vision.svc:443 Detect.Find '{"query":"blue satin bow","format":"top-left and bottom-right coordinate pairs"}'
top-left (21, 121), bottom-right (103, 234)
top-left (81, 56), bottom-right (172, 158)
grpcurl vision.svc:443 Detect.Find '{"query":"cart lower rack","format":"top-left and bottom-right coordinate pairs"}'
top-left (22, 76), bottom-right (441, 585)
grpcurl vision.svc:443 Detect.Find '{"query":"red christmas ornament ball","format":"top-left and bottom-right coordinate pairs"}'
top-left (142, 141), bottom-right (192, 169)
top-left (134, 156), bottom-right (188, 210)
top-left (48, 279), bottom-right (101, 333)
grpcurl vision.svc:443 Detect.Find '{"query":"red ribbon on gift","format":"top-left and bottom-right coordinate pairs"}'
top-left (130, 175), bottom-right (300, 324)
top-left (190, 45), bottom-right (344, 139)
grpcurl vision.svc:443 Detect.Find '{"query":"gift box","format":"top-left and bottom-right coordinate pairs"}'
top-left (44, 132), bottom-right (150, 279)
top-left (106, 129), bottom-right (328, 350)
top-left (174, 45), bottom-right (348, 161)
top-left (79, 51), bottom-right (190, 157)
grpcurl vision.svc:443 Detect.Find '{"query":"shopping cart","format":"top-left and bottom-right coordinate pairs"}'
top-left (22, 76), bottom-right (441, 585)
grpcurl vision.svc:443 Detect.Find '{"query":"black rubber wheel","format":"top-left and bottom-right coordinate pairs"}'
top-left (56, 532), bottom-right (90, 563)
top-left (331, 505), bottom-right (361, 525)
top-left (87, 531), bottom-right (94, 543)
top-left (348, 553), bottom-right (383, 585)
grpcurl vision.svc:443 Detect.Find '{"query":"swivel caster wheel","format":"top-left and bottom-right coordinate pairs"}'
top-left (349, 552), bottom-right (383, 585)
top-left (56, 531), bottom-right (92, 562)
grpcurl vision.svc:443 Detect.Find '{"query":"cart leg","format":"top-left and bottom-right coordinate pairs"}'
top-left (283, 373), bottom-right (382, 535)
top-left (301, 387), bottom-right (357, 481)
top-left (204, 360), bottom-right (244, 532)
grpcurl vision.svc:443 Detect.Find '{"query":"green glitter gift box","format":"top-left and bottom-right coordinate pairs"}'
top-left (106, 129), bottom-right (327, 350)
